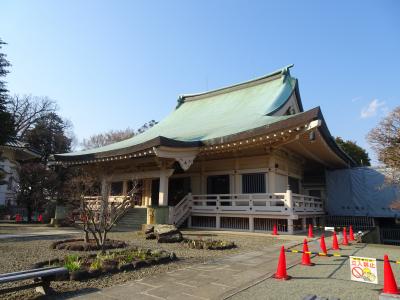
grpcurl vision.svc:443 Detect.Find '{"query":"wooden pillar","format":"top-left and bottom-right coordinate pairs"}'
top-left (122, 180), bottom-right (128, 196)
top-left (216, 215), bottom-right (221, 229)
top-left (158, 168), bottom-right (174, 207)
top-left (287, 219), bottom-right (294, 234)
top-left (268, 157), bottom-right (276, 193)
top-left (302, 217), bottom-right (307, 231)
top-left (285, 188), bottom-right (293, 214)
top-left (249, 216), bottom-right (254, 232)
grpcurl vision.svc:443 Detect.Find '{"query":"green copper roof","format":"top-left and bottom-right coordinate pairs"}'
top-left (57, 65), bottom-right (299, 157)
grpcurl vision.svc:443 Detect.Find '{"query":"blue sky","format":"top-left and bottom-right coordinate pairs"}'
top-left (1, 1), bottom-right (399, 162)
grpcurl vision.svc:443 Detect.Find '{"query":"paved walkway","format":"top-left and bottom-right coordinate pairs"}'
top-left (68, 236), bottom-right (306, 300)
top-left (0, 229), bottom-right (80, 239)
top-left (66, 234), bottom-right (400, 300)
top-left (0, 224), bottom-right (81, 239)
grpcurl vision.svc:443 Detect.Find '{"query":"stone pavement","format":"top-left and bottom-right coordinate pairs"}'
top-left (0, 229), bottom-right (81, 239)
top-left (230, 241), bottom-right (400, 300)
top-left (65, 233), bottom-right (400, 300)
top-left (67, 235), bottom-right (306, 300)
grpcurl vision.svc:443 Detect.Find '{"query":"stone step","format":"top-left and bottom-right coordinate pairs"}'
top-left (113, 208), bottom-right (147, 231)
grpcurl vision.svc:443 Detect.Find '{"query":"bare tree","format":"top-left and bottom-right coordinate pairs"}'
top-left (81, 120), bottom-right (157, 150)
top-left (368, 106), bottom-right (400, 184)
top-left (7, 94), bottom-right (57, 139)
top-left (81, 128), bottom-right (135, 150)
top-left (80, 179), bottom-right (141, 252)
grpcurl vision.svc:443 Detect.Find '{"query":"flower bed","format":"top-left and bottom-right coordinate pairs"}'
top-left (33, 248), bottom-right (177, 281)
top-left (182, 239), bottom-right (236, 250)
top-left (51, 238), bottom-right (127, 251)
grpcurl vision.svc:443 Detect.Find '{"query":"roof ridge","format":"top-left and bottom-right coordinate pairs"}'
top-left (176, 64), bottom-right (294, 106)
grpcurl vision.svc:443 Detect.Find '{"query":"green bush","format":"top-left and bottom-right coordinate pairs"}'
top-left (64, 254), bottom-right (81, 272)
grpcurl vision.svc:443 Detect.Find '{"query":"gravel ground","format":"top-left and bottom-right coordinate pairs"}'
top-left (0, 227), bottom-right (287, 300)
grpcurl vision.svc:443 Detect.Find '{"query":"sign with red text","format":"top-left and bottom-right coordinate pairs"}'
top-left (350, 256), bottom-right (378, 284)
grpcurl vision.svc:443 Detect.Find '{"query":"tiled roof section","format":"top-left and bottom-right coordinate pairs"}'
top-left (55, 65), bottom-right (298, 159)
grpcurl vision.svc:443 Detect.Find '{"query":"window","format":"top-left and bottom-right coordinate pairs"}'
top-left (276, 174), bottom-right (287, 192)
top-left (207, 175), bottom-right (230, 194)
top-left (242, 173), bottom-right (266, 194)
top-left (110, 181), bottom-right (123, 196)
top-left (288, 177), bottom-right (300, 194)
top-left (309, 190), bottom-right (321, 198)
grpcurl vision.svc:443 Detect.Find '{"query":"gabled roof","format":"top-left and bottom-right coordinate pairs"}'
top-left (0, 140), bottom-right (41, 161)
top-left (54, 65), bottom-right (301, 160)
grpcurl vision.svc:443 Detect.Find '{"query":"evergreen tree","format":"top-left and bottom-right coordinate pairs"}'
top-left (0, 38), bottom-right (15, 145)
top-left (335, 137), bottom-right (371, 166)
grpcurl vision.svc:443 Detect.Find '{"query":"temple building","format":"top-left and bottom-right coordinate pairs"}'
top-left (0, 140), bottom-right (41, 206)
top-left (53, 65), bottom-right (355, 234)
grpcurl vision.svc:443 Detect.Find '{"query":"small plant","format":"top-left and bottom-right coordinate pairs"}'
top-left (89, 258), bottom-right (102, 271)
top-left (64, 254), bottom-right (82, 272)
top-left (118, 259), bottom-right (127, 268)
top-left (97, 251), bottom-right (116, 261)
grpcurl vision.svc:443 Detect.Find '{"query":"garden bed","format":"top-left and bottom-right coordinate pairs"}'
top-left (33, 248), bottom-right (177, 281)
top-left (51, 238), bottom-right (127, 251)
top-left (182, 238), bottom-right (236, 250)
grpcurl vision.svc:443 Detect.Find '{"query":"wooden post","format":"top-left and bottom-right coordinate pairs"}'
top-left (249, 216), bottom-right (254, 232)
top-left (302, 217), bottom-right (307, 232)
top-left (287, 219), bottom-right (294, 234)
top-left (158, 168), bottom-right (174, 207)
top-left (285, 187), bottom-right (293, 214)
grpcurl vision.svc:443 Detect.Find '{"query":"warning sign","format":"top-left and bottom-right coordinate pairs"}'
top-left (349, 256), bottom-right (378, 284)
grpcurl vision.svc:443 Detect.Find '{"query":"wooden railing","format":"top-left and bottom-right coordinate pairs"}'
top-left (190, 193), bottom-right (289, 214)
top-left (292, 193), bottom-right (324, 213)
top-left (83, 196), bottom-right (131, 211)
top-left (170, 191), bottom-right (324, 225)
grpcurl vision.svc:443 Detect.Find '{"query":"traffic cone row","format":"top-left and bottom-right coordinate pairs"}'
top-left (15, 214), bottom-right (22, 222)
top-left (308, 224), bottom-right (314, 238)
top-left (332, 231), bottom-right (340, 250)
top-left (301, 239), bottom-right (314, 266)
top-left (272, 223), bottom-right (278, 236)
top-left (349, 225), bottom-right (355, 241)
top-left (383, 254), bottom-right (399, 294)
top-left (320, 235), bottom-right (328, 254)
top-left (342, 227), bottom-right (349, 246)
top-left (274, 245), bottom-right (400, 296)
top-left (274, 246), bottom-right (290, 280)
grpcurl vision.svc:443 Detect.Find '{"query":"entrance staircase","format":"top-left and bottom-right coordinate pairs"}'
top-left (113, 207), bottom-right (147, 231)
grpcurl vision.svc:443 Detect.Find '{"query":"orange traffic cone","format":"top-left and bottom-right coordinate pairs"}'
top-left (308, 224), bottom-right (314, 238)
top-left (320, 234), bottom-right (328, 254)
top-left (349, 225), bottom-right (355, 241)
top-left (301, 239), bottom-right (314, 266)
top-left (383, 254), bottom-right (399, 294)
top-left (272, 223), bottom-right (278, 236)
top-left (342, 227), bottom-right (349, 246)
top-left (274, 246), bottom-right (290, 280)
top-left (332, 231), bottom-right (340, 250)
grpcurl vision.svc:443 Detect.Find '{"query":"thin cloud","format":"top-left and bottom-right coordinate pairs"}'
top-left (360, 99), bottom-right (386, 118)
top-left (351, 96), bottom-right (362, 102)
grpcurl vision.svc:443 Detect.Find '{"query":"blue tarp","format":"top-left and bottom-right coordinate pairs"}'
top-left (326, 167), bottom-right (400, 217)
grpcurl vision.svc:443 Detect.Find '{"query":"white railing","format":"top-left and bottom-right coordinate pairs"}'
top-left (170, 194), bottom-right (191, 227)
top-left (83, 196), bottom-right (130, 211)
top-left (292, 193), bottom-right (324, 213)
top-left (190, 193), bottom-right (291, 214)
top-left (170, 191), bottom-right (324, 225)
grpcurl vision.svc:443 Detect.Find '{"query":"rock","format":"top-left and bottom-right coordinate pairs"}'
top-left (154, 224), bottom-right (179, 237)
top-left (150, 224), bottom-right (183, 243)
top-left (143, 224), bottom-right (154, 234)
top-left (157, 231), bottom-right (183, 243)
top-left (145, 232), bottom-right (156, 240)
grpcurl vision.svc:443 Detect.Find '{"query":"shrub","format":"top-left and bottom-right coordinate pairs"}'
top-left (64, 254), bottom-right (82, 272)
top-left (89, 258), bottom-right (102, 271)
